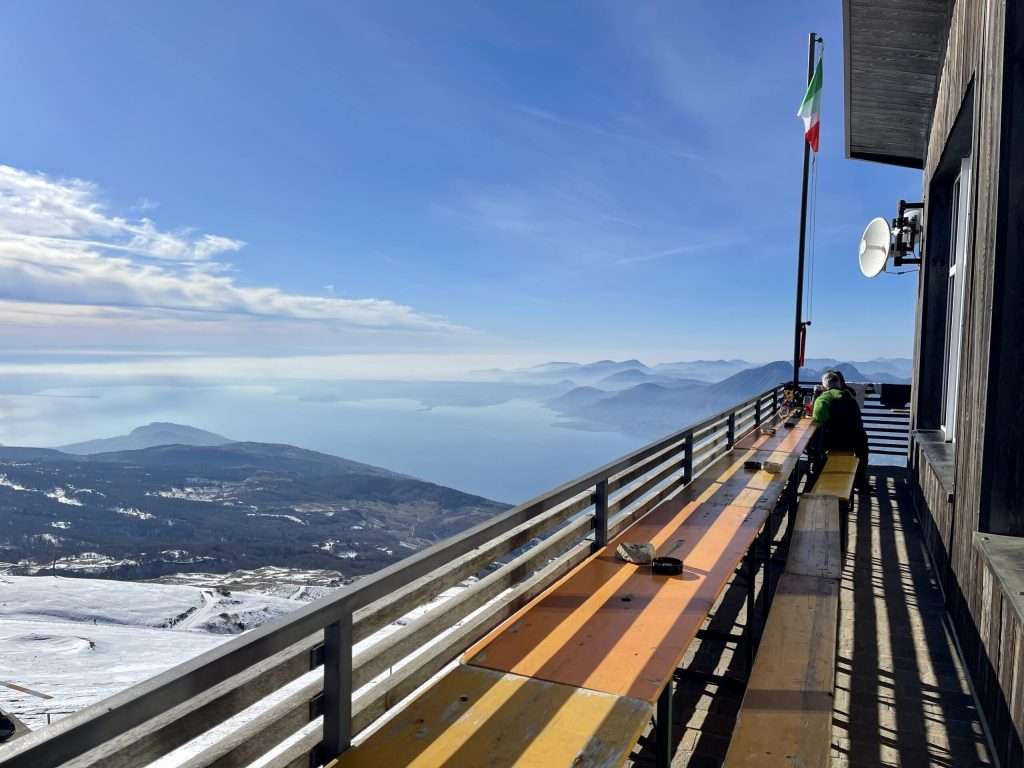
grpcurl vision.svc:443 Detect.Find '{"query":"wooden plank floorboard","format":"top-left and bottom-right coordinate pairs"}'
top-left (631, 469), bottom-right (994, 768)
top-left (830, 469), bottom-right (993, 767)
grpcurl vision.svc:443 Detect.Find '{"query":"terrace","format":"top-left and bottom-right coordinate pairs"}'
top-left (0, 380), bottom-right (997, 767)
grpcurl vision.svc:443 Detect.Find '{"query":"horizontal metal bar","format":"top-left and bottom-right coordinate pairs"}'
top-left (609, 454), bottom-right (687, 516)
top-left (695, 628), bottom-right (746, 644)
top-left (607, 439), bottom-right (687, 493)
top-left (352, 509), bottom-right (592, 688)
top-left (672, 668), bottom-right (747, 689)
top-left (351, 540), bottom-right (593, 734)
top-left (692, 445), bottom-right (730, 475)
top-left (0, 591), bottom-right (354, 768)
top-left (352, 487), bottom-right (594, 641)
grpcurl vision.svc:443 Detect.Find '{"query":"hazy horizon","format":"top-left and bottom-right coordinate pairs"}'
top-left (0, 354), bottom-right (911, 503)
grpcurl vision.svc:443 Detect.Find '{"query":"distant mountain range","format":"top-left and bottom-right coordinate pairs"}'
top-left (0, 433), bottom-right (506, 580)
top-left (1, 357), bottom-right (911, 578)
top-left (484, 357), bottom-right (911, 387)
top-left (540, 358), bottom-right (911, 437)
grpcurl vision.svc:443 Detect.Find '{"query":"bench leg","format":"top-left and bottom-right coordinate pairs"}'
top-left (781, 467), bottom-right (799, 545)
top-left (761, 522), bottom-right (772, 611)
top-left (787, 486), bottom-right (798, 544)
top-left (840, 498), bottom-right (849, 561)
top-left (656, 680), bottom-right (673, 768)
top-left (745, 547), bottom-right (756, 678)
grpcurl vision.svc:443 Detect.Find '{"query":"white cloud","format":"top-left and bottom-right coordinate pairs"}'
top-left (131, 197), bottom-right (159, 212)
top-left (0, 165), bottom-right (461, 348)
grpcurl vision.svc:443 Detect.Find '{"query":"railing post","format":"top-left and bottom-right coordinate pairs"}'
top-left (771, 387), bottom-right (779, 416)
top-left (323, 612), bottom-right (353, 759)
top-left (755, 397), bottom-right (762, 428)
top-left (682, 432), bottom-right (694, 485)
top-left (594, 479), bottom-right (609, 550)
top-left (727, 411), bottom-right (736, 448)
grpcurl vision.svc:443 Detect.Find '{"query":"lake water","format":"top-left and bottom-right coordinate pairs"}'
top-left (210, 395), bottom-right (642, 503)
top-left (13, 386), bottom-right (641, 504)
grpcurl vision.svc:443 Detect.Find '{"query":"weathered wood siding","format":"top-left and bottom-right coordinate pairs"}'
top-left (918, 0), bottom-right (1005, 607)
top-left (969, 534), bottom-right (1024, 767)
top-left (910, 437), bottom-right (954, 591)
top-left (909, 0), bottom-right (1024, 763)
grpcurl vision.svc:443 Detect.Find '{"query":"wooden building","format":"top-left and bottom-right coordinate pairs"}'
top-left (845, 0), bottom-right (1024, 763)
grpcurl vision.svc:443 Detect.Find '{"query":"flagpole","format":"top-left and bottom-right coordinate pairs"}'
top-left (793, 32), bottom-right (820, 389)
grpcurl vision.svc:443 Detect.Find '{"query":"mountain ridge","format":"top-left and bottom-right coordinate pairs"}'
top-left (60, 422), bottom-right (232, 455)
top-left (546, 359), bottom-right (911, 437)
top-left (1, 433), bottom-right (507, 581)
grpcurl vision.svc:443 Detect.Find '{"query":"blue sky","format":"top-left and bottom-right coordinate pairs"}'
top-left (0, 0), bottom-right (920, 372)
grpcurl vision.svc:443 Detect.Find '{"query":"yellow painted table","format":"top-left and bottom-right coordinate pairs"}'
top-left (327, 664), bottom-right (651, 768)
top-left (733, 416), bottom-right (816, 453)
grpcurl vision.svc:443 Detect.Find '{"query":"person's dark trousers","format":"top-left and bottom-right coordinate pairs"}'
top-left (807, 427), bottom-right (826, 481)
top-left (854, 438), bottom-right (869, 492)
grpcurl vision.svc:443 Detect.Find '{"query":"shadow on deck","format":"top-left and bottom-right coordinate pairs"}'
top-left (630, 467), bottom-right (992, 768)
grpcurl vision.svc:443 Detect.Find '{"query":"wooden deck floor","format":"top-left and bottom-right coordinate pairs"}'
top-left (831, 468), bottom-right (991, 767)
top-left (629, 467), bottom-right (993, 767)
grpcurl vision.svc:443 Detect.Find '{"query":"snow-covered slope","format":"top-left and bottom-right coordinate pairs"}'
top-left (0, 574), bottom-right (301, 728)
top-left (0, 569), bottom-right (477, 766)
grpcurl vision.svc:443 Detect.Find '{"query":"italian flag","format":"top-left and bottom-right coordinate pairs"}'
top-left (797, 57), bottom-right (823, 152)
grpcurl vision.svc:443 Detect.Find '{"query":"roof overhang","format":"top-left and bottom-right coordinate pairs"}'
top-left (843, 0), bottom-right (951, 169)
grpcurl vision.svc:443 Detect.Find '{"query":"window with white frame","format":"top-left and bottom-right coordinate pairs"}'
top-left (941, 156), bottom-right (972, 441)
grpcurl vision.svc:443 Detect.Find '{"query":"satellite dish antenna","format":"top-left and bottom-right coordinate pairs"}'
top-left (859, 217), bottom-right (890, 278)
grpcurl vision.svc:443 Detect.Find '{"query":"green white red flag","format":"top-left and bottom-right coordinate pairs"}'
top-left (797, 57), bottom-right (823, 152)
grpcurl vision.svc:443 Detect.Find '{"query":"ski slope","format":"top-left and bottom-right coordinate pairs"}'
top-left (0, 571), bottom-right (476, 766)
top-left (0, 574), bottom-right (300, 729)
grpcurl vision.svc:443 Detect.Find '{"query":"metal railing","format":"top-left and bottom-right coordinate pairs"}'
top-left (860, 386), bottom-right (911, 458)
top-left (0, 384), bottom-right (788, 768)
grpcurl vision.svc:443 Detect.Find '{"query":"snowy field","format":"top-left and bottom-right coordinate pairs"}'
top-left (0, 574), bottom-right (300, 729)
top-left (0, 569), bottom-right (478, 765)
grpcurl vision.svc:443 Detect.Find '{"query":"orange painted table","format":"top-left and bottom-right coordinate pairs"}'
top-left (327, 416), bottom-right (818, 768)
top-left (465, 416), bottom-right (818, 705)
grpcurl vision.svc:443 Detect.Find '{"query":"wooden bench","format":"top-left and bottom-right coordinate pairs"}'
top-left (723, 495), bottom-right (842, 767)
top-left (785, 495), bottom-right (842, 581)
top-left (330, 416), bottom-right (820, 768)
top-left (805, 451), bottom-right (859, 554)
top-left (805, 450), bottom-right (859, 504)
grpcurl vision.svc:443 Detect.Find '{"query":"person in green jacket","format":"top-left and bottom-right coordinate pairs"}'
top-left (813, 371), bottom-right (869, 490)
